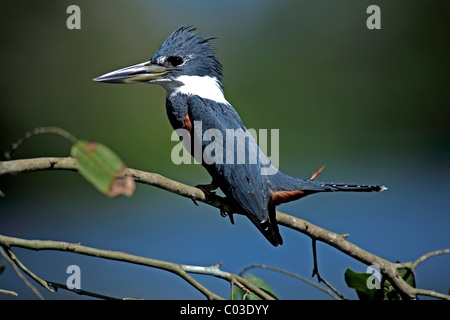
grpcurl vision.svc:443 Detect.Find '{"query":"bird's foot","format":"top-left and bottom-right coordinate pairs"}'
top-left (195, 181), bottom-right (219, 192)
top-left (220, 209), bottom-right (235, 225)
top-left (191, 181), bottom-right (218, 206)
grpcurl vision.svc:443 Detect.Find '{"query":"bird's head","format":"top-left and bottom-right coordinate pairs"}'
top-left (93, 26), bottom-right (223, 92)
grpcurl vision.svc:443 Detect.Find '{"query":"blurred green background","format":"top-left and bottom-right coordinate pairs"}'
top-left (1, 0), bottom-right (449, 300)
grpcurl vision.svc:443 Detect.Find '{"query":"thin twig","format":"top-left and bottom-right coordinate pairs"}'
top-left (311, 239), bottom-right (320, 279)
top-left (411, 249), bottom-right (450, 269)
top-left (0, 246), bottom-right (44, 300)
top-left (239, 264), bottom-right (340, 300)
top-left (2, 247), bottom-right (54, 293)
top-left (47, 281), bottom-right (121, 300)
top-left (395, 249), bottom-right (450, 271)
top-left (309, 240), bottom-right (345, 299)
top-left (176, 264), bottom-right (275, 300)
top-left (0, 288), bottom-right (18, 296)
top-left (3, 127), bottom-right (77, 160)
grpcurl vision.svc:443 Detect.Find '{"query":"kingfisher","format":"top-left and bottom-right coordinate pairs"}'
top-left (94, 26), bottom-right (386, 246)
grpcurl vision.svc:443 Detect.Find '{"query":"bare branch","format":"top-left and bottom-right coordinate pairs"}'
top-left (0, 234), bottom-right (276, 300)
top-left (411, 249), bottom-right (450, 270)
top-left (47, 281), bottom-right (121, 300)
top-left (0, 288), bottom-right (18, 296)
top-left (239, 264), bottom-right (341, 300)
top-left (0, 246), bottom-right (44, 300)
top-left (1, 246), bottom-right (54, 293)
top-left (3, 127), bottom-right (77, 161)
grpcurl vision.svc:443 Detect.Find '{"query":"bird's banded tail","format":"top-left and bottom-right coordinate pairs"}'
top-left (324, 182), bottom-right (387, 192)
top-left (262, 169), bottom-right (386, 246)
top-left (268, 171), bottom-right (386, 207)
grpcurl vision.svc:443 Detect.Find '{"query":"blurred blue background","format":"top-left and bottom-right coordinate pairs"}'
top-left (1, 0), bottom-right (449, 299)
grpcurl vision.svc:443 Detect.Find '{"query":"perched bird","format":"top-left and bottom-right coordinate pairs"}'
top-left (94, 26), bottom-right (386, 246)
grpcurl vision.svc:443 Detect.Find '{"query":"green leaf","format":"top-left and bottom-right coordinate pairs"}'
top-left (231, 274), bottom-right (279, 300)
top-left (344, 268), bottom-right (378, 300)
top-left (381, 266), bottom-right (416, 300)
top-left (345, 265), bottom-right (416, 300)
top-left (397, 267), bottom-right (415, 288)
top-left (232, 286), bottom-right (242, 300)
top-left (71, 140), bottom-right (135, 197)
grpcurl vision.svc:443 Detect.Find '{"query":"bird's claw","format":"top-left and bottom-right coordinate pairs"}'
top-left (191, 181), bottom-right (219, 206)
top-left (195, 181), bottom-right (219, 192)
top-left (220, 209), bottom-right (235, 225)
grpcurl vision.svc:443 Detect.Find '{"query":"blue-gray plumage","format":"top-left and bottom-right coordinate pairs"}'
top-left (94, 26), bottom-right (386, 246)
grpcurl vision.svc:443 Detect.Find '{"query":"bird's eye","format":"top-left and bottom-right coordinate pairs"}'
top-left (167, 56), bottom-right (184, 67)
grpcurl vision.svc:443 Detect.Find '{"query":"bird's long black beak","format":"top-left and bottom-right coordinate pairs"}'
top-left (93, 61), bottom-right (173, 84)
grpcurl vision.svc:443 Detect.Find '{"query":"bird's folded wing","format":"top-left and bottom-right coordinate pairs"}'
top-left (187, 95), bottom-right (271, 222)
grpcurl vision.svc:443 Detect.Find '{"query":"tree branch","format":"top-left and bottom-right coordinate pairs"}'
top-left (1, 157), bottom-right (449, 300)
top-left (46, 281), bottom-right (122, 300)
top-left (0, 246), bottom-right (44, 300)
top-left (0, 234), bottom-right (274, 300)
top-left (239, 264), bottom-right (341, 300)
top-left (410, 249), bottom-right (450, 270)
top-left (1, 246), bottom-right (54, 293)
